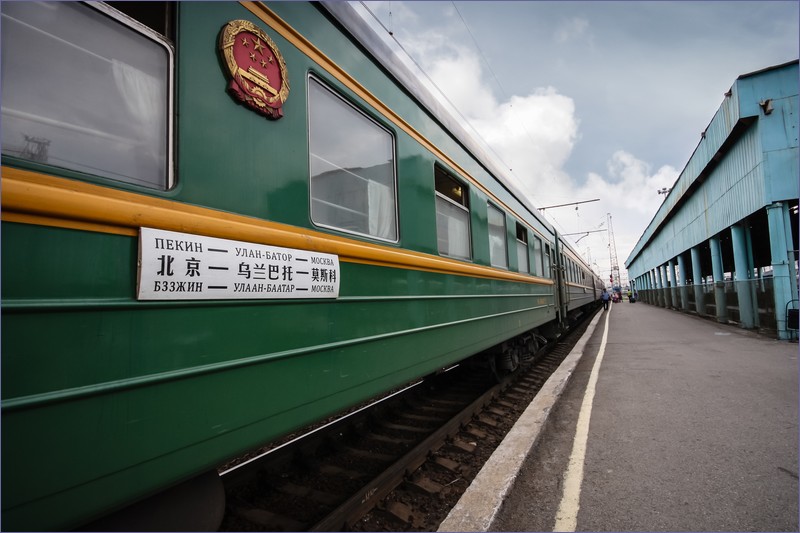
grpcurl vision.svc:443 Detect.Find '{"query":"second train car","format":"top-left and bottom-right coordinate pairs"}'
top-left (0, 1), bottom-right (602, 530)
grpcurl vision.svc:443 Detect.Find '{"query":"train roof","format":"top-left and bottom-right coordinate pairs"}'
top-left (320, 2), bottom-right (556, 236)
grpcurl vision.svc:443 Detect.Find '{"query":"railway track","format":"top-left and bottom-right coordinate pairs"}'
top-left (218, 311), bottom-right (596, 531)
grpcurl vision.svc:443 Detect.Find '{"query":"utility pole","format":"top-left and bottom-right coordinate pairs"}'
top-left (607, 213), bottom-right (620, 288)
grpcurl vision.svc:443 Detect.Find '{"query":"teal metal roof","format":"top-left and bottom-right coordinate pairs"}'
top-left (625, 60), bottom-right (799, 274)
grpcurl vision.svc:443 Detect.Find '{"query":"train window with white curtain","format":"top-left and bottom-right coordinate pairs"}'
top-left (1, 1), bottom-right (174, 189)
top-left (308, 76), bottom-right (398, 242)
top-left (435, 166), bottom-right (471, 261)
top-left (543, 243), bottom-right (552, 278)
top-left (532, 235), bottom-right (544, 276)
top-left (515, 222), bottom-right (529, 274)
top-left (488, 203), bottom-right (508, 269)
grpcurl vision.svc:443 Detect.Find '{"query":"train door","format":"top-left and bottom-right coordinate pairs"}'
top-left (552, 235), bottom-right (568, 329)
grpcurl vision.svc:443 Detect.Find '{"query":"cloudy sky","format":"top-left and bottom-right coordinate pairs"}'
top-left (353, 1), bottom-right (798, 283)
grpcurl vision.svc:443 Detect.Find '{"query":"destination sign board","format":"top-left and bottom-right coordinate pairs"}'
top-left (137, 228), bottom-right (340, 300)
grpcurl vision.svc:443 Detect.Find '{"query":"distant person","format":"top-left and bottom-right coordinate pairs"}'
top-left (601, 288), bottom-right (610, 310)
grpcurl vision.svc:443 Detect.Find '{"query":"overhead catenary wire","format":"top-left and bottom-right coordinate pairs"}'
top-left (357, 2), bottom-right (501, 157)
top-left (357, 2), bottom-right (592, 261)
top-left (448, 3), bottom-right (599, 256)
top-left (449, 1), bottom-right (549, 177)
top-left (357, 1), bottom-right (544, 206)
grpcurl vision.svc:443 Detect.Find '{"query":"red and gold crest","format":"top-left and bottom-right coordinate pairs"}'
top-left (219, 20), bottom-right (289, 119)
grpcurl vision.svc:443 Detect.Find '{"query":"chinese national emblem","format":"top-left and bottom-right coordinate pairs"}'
top-left (219, 20), bottom-right (289, 119)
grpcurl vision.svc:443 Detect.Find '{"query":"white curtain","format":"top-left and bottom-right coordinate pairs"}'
top-left (518, 241), bottom-right (529, 273)
top-left (447, 214), bottom-right (469, 259)
top-left (436, 197), bottom-right (470, 260)
top-left (368, 180), bottom-right (394, 239)
top-left (112, 59), bottom-right (164, 162)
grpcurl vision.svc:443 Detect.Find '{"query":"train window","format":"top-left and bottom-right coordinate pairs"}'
top-left (515, 222), bottom-right (529, 274)
top-left (532, 236), bottom-right (544, 276)
top-left (434, 166), bottom-right (471, 260)
top-left (1, 1), bottom-right (174, 189)
top-left (487, 203), bottom-right (508, 269)
top-left (543, 244), bottom-right (552, 278)
top-left (308, 76), bottom-right (398, 242)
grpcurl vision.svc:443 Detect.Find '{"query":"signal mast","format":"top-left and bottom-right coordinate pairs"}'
top-left (607, 213), bottom-right (620, 288)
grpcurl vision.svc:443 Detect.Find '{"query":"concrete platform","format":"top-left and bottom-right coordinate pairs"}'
top-left (439, 301), bottom-right (798, 532)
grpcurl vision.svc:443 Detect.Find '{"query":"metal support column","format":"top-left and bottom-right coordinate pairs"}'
top-left (668, 258), bottom-right (679, 309)
top-left (709, 234), bottom-right (728, 323)
top-left (731, 223), bottom-right (756, 328)
top-left (649, 270), bottom-right (655, 305)
top-left (744, 222), bottom-right (760, 327)
top-left (660, 264), bottom-right (671, 308)
top-left (642, 272), bottom-right (649, 304)
top-left (677, 253), bottom-right (689, 311)
top-left (766, 202), bottom-right (799, 340)
top-left (652, 268), bottom-right (658, 306)
top-left (654, 267), bottom-right (662, 307)
top-left (691, 245), bottom-right (706, 316)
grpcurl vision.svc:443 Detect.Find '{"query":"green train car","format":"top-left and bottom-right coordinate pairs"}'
top-left (1, 2), bottom-right (601, 530)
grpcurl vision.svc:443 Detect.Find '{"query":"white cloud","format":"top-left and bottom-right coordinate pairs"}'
top-left (555, 17), bottom-right (590, 44)
top-left (587, 150), bottom-right (677, 217)
top-left (469, 88), bottom-right (580, 205)
top-left (374, 0), bottom-right (797, 285)
top-left (407, 37), bottom-right (580, 205)
top-left (423, 46), bottom-right (498, 118)
top-left (573, 151), bottom-right (679, 277)
top-left (395, 16), bottom-right (682, 283)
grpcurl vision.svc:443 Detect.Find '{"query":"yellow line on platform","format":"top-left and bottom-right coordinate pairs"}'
top-left (554, 303), bottom-right (611, 531)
